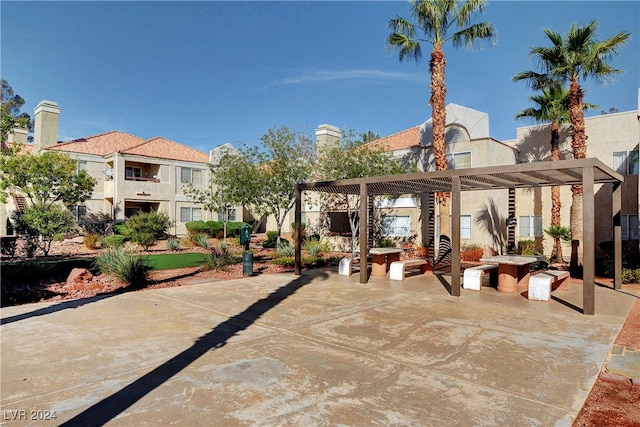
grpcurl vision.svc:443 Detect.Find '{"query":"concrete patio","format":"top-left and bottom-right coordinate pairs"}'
top-left (1, 268), bottom-right (637, 426)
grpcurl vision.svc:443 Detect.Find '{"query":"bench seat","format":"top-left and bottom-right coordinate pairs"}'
top-left (389, 259), bottom-right (431, 281)
top-left (528, 270), bottom-right (571, 301)
top-left (463, 264), bottom-right (498, 290)
top-left (339, 256), bottom-right (359, 276)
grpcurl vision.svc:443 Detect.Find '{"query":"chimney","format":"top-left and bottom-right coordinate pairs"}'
top-left (34, 100), bottom-right (60, 151)
top-left (315, 124), bottom-right (341, 153)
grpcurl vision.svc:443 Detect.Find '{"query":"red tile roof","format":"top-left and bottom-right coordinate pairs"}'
top-left (367, 125), bottom-right (421, 151)
top-left (48, 131), bottom-right (209, 163)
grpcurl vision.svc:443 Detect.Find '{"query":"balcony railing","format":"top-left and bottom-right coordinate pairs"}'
top-left (125, 176), bottom-right (160, 183)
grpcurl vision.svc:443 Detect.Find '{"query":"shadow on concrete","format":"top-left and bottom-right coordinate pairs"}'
top-left (59, 270), bottom-right (328, 427)
top-left (1, 294), bottom-right (118, 326)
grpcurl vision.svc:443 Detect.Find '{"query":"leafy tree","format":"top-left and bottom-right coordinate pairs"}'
top-left (206, 126), bottom-right (315, 247)
top-left (529, 19), bottom-right (629, 270)
top-left (360, 131), bottom-right (380, 144)
top-left (183, 144), bottom-right (239, 244)
top-left (122, 211), bottom-right (171, 250)
top-left (315, 130), bottom-right (417, 254)
top-left (0, 150), bottom-right (96, 208)
top-left (387, 0), bottom-right (496, 237)
top-left (1, 79), bottom-right (31, 143)
top-left (12, 203), bottom-right (75, 256)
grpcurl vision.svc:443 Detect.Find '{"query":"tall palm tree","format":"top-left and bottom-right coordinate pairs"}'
top-left (513, 76), bottom-right (568, 228)
top-left (387, 0), bottom-right (495, 236)
top-left (529, 19), bottom-right (630, 270)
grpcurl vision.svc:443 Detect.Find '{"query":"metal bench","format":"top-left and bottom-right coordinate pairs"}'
top-left (389, 259), bottom-right (431, 281)
top-left (463, 264), bottom-right (498, 290)
top-left (528, 270), bottom-right (571, 301)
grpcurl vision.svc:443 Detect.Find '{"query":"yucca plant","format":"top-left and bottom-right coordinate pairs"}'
top-left (276, 243), bottom-right (295, 257)
top-left (166, 237), bottom-right (181, 251)
top-left (193, 233), bottom-right (211, 249)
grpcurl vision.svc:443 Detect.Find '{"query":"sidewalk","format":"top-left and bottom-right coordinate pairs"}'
top-left (1, 269), bottom-right (637, 426)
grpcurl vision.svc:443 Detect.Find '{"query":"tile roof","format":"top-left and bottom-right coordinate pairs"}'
top-left (48, 131), bottom-right (209, 163)
top-left (1, 142), bottom-right (34, 154)
top-left (367, 125), bottom-right (422, 151)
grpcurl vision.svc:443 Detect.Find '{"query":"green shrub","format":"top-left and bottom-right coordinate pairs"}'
top-left (166, 237), bottom-right (181, 251)
top-left (622, 268), bottom-right (640, 284)
top-left (112, 222), bottom-right (127, 235)
top-left (193, 233), bottom-right (211, 249)
top-left (186, 220), bottom-right (209, 235)
top-left (122, 211), bottom-right (171, 250)
top-left (102, 234), bottom-right (127, 248)
top-left (84, 233), bottom-right (101, 249)
top-left (263, 231), bottom-right (279, 248)
top-left (94, 247), bottom-right (150, 288)
top-left (375, 237), bottom-right (394, 248)
top-left (270, 256), bottom-right (295, 266)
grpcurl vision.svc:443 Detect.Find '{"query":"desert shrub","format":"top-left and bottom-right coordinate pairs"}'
top-left (121, 211), bottom-right (171, 250)
top-left (94, 247), bottom-right (150, 288)
top-left (1, 237), bottom-right (17, 257)
top-left (516, 239), bottom-right (548, 271)
top-left (166, 237), bottom-right (181, 251)
top-left (202, 243), bottom-right (238, 271)
top-left (622, 268), bottom-right (640, 284)
top-left (193, 233), bottom-right (211, 249)
top-left (304, 238), bottom-right (329, 258)
top-left (461, 243), bottom-right (483, 262)
top-left (83, 233), bottom-right (102, 249)
top-left (375, 237), bottom-right (394, 248)
top-left (102, 234), bottom-right (127, 248)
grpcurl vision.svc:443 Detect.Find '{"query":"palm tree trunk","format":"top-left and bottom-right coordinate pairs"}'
top-left (430, 42), bottom-right (450, 236)
top-left (569, 78), bottom-right (586, 274)
top-left (550, 120), bottom-right (562, 259)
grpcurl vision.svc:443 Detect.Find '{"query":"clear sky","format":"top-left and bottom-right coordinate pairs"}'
top-left (2, 1), bottom-right (638, 153)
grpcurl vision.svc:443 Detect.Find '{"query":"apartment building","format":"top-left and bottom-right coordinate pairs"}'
top-left (1, 100), bottom-right (232, 237)
top-left (297, 103), bottom-right (638, 258)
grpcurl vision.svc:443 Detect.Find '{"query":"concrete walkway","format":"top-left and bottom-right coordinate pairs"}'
top-left (1, 268), bottom-right (637, 426)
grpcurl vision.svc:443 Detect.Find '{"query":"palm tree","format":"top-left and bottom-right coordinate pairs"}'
top-left (387, 0), bottom-right (495, 236)
top-left (545, 225), bottom-right (571, 265)
top-left (529, 19), bottom-right (630, 271)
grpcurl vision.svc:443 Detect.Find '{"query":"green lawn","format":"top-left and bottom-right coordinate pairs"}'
top-left (143, 252), bottom-right (209, 270)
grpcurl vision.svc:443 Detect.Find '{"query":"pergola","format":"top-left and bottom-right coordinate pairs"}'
top-left (294, 158), bottom-right (624, 315)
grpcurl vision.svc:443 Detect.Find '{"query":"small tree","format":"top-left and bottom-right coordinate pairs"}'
top-left (315, 130), bottom-right (416, 254)
top-left (210, 126), bottom-right (315, 247)
top-left (1, 79), bottom-right (31, 143)
top-left (545, 225), bottom-right (571, 264)
top-left (12, 203), bottom-right (75, 256)
top-left (122, 211), bottom-right (171, 250)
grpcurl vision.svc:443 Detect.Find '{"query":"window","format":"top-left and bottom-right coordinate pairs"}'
top-left (621, 215), bottom-right (639, 240)
top-left (329, 211), bottom-right (350, 234)
top-left (613, 150), bottom-right (639, 175)
top-left (381, 216), bottom-right (411, 237)
top-left (180, 168), bottom-right (203, 186)
top-left (180, 207), bottom-right (202, 223)
top-left (519, 216), bottom-right (543, 238)
top-left (68, 205), bottom-right (87, 221)
top-left (125, 166), bottom-right (142, 180)
top-left (435, 215), bottom-right (472, 239)
top-left (447, 152), bottom-right (471, 170)
top-left (217, 207), bottom-right (236, 222)
top-left (77, 160), bottom-right (88, 173)
top-left (125, 207), bottom-right (141, 218)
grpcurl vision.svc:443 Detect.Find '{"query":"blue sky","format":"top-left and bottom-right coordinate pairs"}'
top-left (2, 1), bottom-right (638, 153)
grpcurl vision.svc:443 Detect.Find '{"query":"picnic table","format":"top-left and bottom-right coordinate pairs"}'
top-left (479, 255), bottom-right (545, 293)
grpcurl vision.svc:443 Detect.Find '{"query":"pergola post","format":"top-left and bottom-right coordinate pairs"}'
top-left (451, 177), bottom-right (461, 296)
top-left (294, 184), bottom-right (302, 276)
top-left (583, 167), bottom-right (595, 315)
top-left (612, 182), bottom-right (622, 290)
top-left (359, 183), bottom-right (369, 284)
